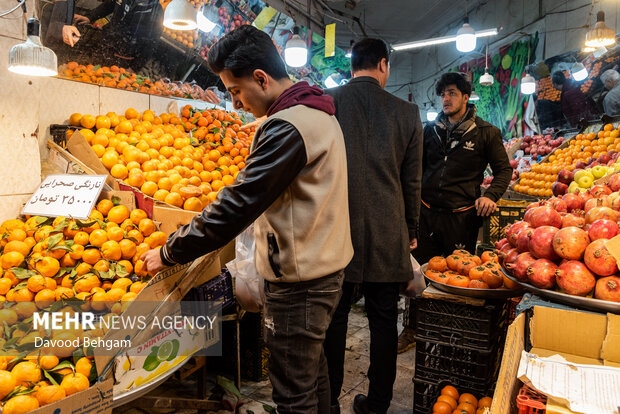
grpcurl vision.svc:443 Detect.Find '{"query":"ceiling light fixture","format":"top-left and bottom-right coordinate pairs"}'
top-left (456, 18), bottom-right (476, 52)
top-left (585, 11), bottom-right (616, 48)
top-left (8, 18), bottom-right (57, 77)
top-left (571, 62), bottom-right (588, 81)
top-left (480, 40), bottom-right (494, 86)
top-left (426, 108), bottom-right (438, 122)
top-left (197, 4), bottom-right (218, 33)
top-left (345, 40), bottom-right (354, 58)
top-left (284, 26), bottom-right (307, 67)
top-left (164, 0), bottom-right (197, 30)
top-left (521, 37), bottom-right (535, 95)
top-left (392, 28), bottom-right (498, 52)
top-left (324, 73), bottom-right (344, 88)
top-left (469, 91), bottom-right (480, 101)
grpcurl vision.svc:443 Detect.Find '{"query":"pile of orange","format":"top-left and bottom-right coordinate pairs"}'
top-left (163, 27), bottom-right (198, 49)
top-left (58, 62), bottom-right (207, 100)
top-left (0, 202), bottom-right (164, 412)
top-left (68, 106), bottom-right (256, 211)
top-left (514, 123), bottom-right (620, 197)
top-left (431, 385), bottom-right (493, 414)
top-left (425, 250), bottom-right (519, 290)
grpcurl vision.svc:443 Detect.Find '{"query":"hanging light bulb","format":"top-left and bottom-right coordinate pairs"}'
top-left (197, 5), bottom-right (218, 33)
top-left (456, 17), bottom-right (476, 52)
top-left (324, 73), bottom-right (343, 88)
top-left (345, 40), bottom-right (354, 58)
top-left (521, 72), bottom-right (536, 95)
top-left (480, 41), bottom-right (494, 86)
top-left (585, 11), bottom-right (616, 48)
top-left (285, 26), bottom-right (307, 67)
top-left (426, 108), bottom-right (438, 122)
top-left (164, 0), bottom-right (197, 30)
top-left (571, 62), bottom-right (588, 81)
top-left (469, 91), bottom-right (480, 101)
top-left (9, 18), bottom-right (57, 77)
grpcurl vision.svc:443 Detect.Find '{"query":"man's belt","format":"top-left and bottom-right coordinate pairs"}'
top-left (422, 199), bottom-right (475, 213)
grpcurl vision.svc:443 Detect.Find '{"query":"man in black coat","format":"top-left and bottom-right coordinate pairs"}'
top-left (398, 72), bottom-right (512, 351)
top-left (323, 38), bottom-right (424, 414)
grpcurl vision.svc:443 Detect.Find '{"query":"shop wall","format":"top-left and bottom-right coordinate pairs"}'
top-left (393, 0), bottom-right (620, 123)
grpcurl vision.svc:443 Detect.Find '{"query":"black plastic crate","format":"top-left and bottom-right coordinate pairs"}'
top-left (414, 297), bottom-right (509, 350)
top-left (184, 269), bottom-right (235, 313)
top-left (413, 377), bottom-right (495, 414)
top-left (482, 203), bottom-right (528, 244)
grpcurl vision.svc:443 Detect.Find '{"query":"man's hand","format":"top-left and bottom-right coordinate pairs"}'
top-left (62, 25), bottom-right (81, 47)
top-left (73, 14), bottom-right (90, 24)
top-left (140, 249), bottom-right (167, 274)
top-left (409, 238), bottom-right (418, 251)
top-left (475, 196), bottom-right (497, 217)
top-left (240, 116), bottom-right (266, 131)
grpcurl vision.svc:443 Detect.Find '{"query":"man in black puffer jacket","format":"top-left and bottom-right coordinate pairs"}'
top-left (398, 72), bottom-right (512, 352)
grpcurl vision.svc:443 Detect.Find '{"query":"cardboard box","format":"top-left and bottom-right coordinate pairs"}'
top-left (30, 379), bottom-right (113, 414)
top-left (491, 306), bottom-right (620, 414)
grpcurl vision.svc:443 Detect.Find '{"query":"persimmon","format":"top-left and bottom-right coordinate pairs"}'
top-left (428, 256), bottom-right (448, 272)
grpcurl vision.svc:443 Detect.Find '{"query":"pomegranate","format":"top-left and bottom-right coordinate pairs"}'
top-left (609, 174), bottom-right (620, 192)
top-left (561, 212), bottom-right (585, 229)
top-left (562, 193), bottom-right (584, 212)
top-left (516, 228), bottom-right (533, 253)
top-left (506, 221), bottom-right (530, 247)
top-left (557, 261), bottom-right (596, 296)
top-left (527, 205), bottom-right (562, 228)
top-left (495, 238), bottom-right (509, 250)
top-left (548, 197), bottom-right (567, 213)
top-left (610, 196), bottom-right (620, 211)
top-left (529, 226), bottom-right (560, 260)
top-left (502, 248), bottom-right (519, 267)
top-left (585, 206), bottom-right (618, 224)
top-left (590, 184), bottom-right (612, 198)
top-left (594, 276), bottom-right (620, 302)
top-left (506, 252), bottom-right (537, 281)
top-left (579, 191), bottom-right (593, 206)
top-left (552, 227), bottom-right (590, 260)
top-left (584, 197), bottom-right (610, 212)
top-left (588, 219), bottom-right (619, 241)
top-left (584, 239), bottom-right (619, 276)
top-left (527, 259), bottom-right (558, 289)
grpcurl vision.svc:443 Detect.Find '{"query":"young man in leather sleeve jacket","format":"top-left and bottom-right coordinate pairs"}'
top-left (141, 26), bottom-right (353, 414)
top-left (398, 72), bottom-right (512, 352)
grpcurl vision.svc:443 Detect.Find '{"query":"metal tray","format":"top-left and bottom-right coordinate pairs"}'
top-left (421, 264), bottom-right (524, 299)
top-left (501, 269), bottom-right (620, 314)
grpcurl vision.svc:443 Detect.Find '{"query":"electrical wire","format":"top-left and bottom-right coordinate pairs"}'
top-left (0, 0), bottom-right (26, 18)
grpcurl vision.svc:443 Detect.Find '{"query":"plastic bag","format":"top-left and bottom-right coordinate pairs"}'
top-left (226, 225), bottom-right (265, 312)
top-left (404, 255), bottom-right (426, 297)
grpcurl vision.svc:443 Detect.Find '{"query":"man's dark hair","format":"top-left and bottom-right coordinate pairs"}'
top-left (351, 38), bottom-right (390, 72)
top-left (435, 72), bottom-right (472, 96)
top-left (207, 25), bottom-right (288, 80)
top-left (552, 71), bottom-right (567, 85)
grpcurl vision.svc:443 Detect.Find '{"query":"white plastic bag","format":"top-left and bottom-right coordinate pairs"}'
top-left (226, 225), bottom-right (265, 312)
top-left (404, 255), bottom-right (426, 297)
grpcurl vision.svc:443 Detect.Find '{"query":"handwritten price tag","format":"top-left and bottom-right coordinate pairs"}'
top-left (22, 174), bottom-right (107, 219)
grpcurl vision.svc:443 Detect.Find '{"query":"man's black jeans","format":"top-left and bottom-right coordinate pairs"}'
top-left (264, 270), bottom-right (344, 414)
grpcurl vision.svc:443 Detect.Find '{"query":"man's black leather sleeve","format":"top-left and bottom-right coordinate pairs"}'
top-left (159, 119), bottom-right (308, 266)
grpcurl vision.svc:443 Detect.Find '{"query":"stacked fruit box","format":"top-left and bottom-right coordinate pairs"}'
top-left (412, 296), bottom-right (509, 414)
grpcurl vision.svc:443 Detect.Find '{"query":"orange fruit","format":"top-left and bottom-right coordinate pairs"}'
top-left (93, 259), bottom-right (109, 273)
top-left (126, 229), bottom-right (144, 243)
top-left (107, 226), bottom-right (125, 242)
top-left (75, 357), bottom-right (92, 378)
top-left (478, 397), bottom-right (492, 408)
top-left (6, 228), bottom-right (27, 242)
top-left (146, 231), bottom-right (167, 248)
top-left (456, 403), bottom-right (476, 414)
top-left (183, 197), bottom-right (203, 212)
top-left (118, 260), bottom-right (133, 275)
top-left (35, 384), bottom-right (66, 406)
top-left (121, 292), bottom-right (137, 302)
top-left (2, 394), bottom-right (40, 413)
top-left (95, 115), bottom-right (111, 130)
top-left (101, 240), bottom-right (122, 261)
top-left (1, 251), bottom-right (24, 269)
top-left (432, 401), bottom-right (453, 414)
top-left (89, 229), bottom-right (108, 247)
top-left (138, 218), bottom-right (156, 236)
top-left (69, 113), bottom-right (82, 126)
top-left (60, 373), bottom-right (89, 396)
top-left (437, 395), bottom-right (458, 410)
top-left (0, 278), bottom-right (12, 295)
top-left (134, 259), bottom-right (148, 276)
top-left (38, 355), bottom-right (59, 370)
top-left (107, 205), bottom-right (130, 224)
top-left (35, 256), bottom-right (60, 277)
top-left (34, 289), bottom-right (56, 307)
top-left (125, 108), bottom-right (140, 120)
top-left (164, 192), bottom-right (183, 207)
top-left (73, 231), bottom-right (90, 245)
top-left (26, 275), bottom-right (47, 293)
top-left (153, 189), bottom-right (169, 201)
top-left (111, 164), bottom-right (129, 179)
top-left (13, 287), bottom-right (34, 302)
top-left (80, 114), bottom-right (96, 129)
top-left (0, 370), bottom-right (16, 399)
top-left (82, 248), bottom-right (101, 265)
top-left (119, 239), bottom-right (137, 260)
top-left (105, 288), bottom-right (125, 302)
top-left (442, 385), bottom-right (459, 400)
top-left (459, 394), bottom-right (478, 408)
top-left (129, 209), bottom-right (148, 225)
top-left (112, 277), bottom-right (133, 291)
top-left (4, 240), bottom-right (30, 257)
top-left (11, 361), bottom-right (41, 386)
